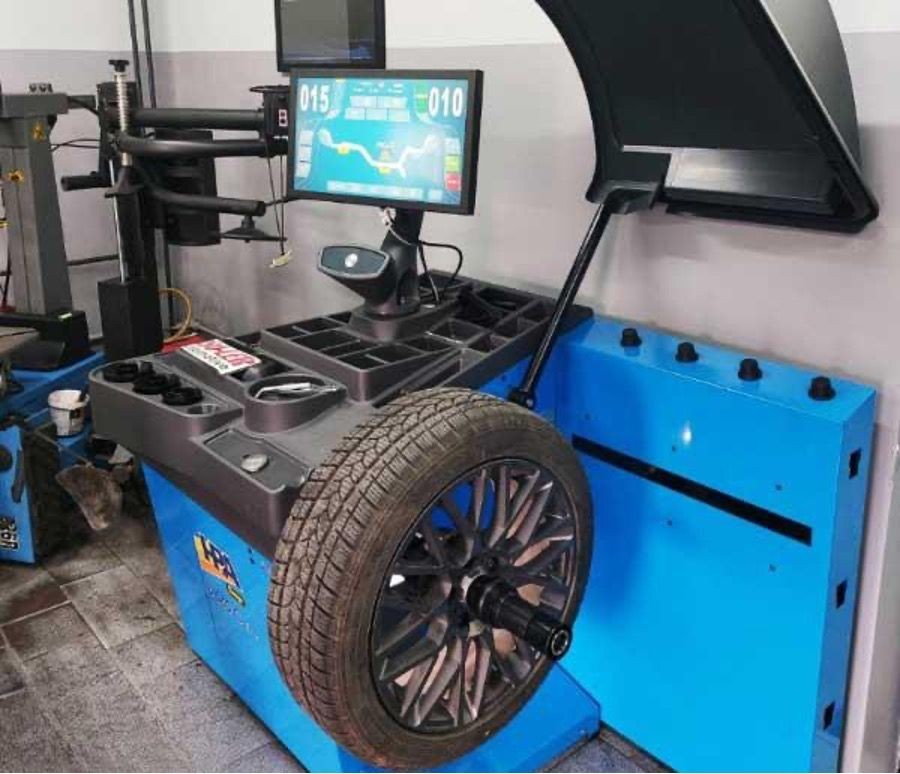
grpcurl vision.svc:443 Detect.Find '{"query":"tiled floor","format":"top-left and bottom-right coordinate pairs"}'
top-left (0, 510), bottom-right (665, 773)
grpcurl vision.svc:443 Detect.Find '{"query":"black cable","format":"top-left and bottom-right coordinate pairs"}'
top-left (420, 238), bottom-right (465, 291)
top-left (51, 138), bottom-right (101, 152)
top-left (416, 244), bottom-right (441, 304)
top-left (279, 154), bottom-right (287, 251)
top-left (265, 156), bottom-right (286, 254)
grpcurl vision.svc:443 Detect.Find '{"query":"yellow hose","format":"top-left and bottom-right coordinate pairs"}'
top-left (159, 287), bottom-right (194, 344)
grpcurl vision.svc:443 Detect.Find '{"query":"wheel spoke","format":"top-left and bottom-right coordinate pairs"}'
top-left (392, 558), bottom-right (446, 577)
top-left (378, 615), bottom-right (450, 681)
top-left (400, 657), bottom-right (438, 717)
top-left (447, 645), bottom-right (467, 727)
top-left (510, 469), bottom-right (541, 516)
top-left (512, 637), bottom-right (536, 675)
top-left (517, 537), bottom-right (573, 576)
top-left (412, 637), bottom-right (464, 727)
top-left (481, 630), bottom-right (521, 687)
top-left (420, 519), bottom-right (450, 567)
top-left (511, 481), bottom-right (554, 546)
top-left (505, 569), bottom-right (570, 606)
top-left (440, 494), bottom-right (477, 562)
top-left (381, 589), bottom-right (419, 613)
top-left (468, 637), bottom-right (491, 719)
top-left (375, 597), bottom-right (447, 658)
top-left (509, 517), bottom-right (574, 562)
top-left (469, 468), bottom-right (489, 532)
top-left (487, 465), bottom-right (510, 547)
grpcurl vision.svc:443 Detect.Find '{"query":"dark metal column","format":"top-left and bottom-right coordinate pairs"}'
top-left (0, 107), bottom-right (73, 314)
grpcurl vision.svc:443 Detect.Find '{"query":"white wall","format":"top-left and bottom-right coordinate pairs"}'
top-left (148, 0), bottom-right (900, 51)
top-left (4, 0), bottom-right (897, 53)
top-left (0, 0), bottom-right (132, 50)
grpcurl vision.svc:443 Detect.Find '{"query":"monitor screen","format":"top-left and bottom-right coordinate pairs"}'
top-left (276, 0), bottom-right (385, 71)
top-left (287, 70), bottom-right (483, 215)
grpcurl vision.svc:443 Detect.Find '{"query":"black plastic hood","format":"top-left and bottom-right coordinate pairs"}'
top-left (536, 0), bottom-right (878, 231)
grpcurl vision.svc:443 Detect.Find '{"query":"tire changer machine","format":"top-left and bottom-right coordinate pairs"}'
top-left (0, 85), bottom-right (106, 563)
top-left (90, 0), bottom-right (880, 771)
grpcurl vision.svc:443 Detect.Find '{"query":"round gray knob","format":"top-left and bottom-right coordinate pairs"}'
top-left (241, 454), bottom-right (270, 474)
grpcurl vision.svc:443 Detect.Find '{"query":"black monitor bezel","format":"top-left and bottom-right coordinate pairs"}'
top-left (286, 68), bottom-right (484, 216)
top-left (275, 0), bottom-right (387, 73)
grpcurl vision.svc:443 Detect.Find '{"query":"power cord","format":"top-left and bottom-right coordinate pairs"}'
top-left (51, 138), bottom-right (101, 152)
top-left (265, 153), bottom-right (291, 267)
top-left (159, 287), bottom-right (194, 344)
top-left (381, 209), bottom-right (466, 305)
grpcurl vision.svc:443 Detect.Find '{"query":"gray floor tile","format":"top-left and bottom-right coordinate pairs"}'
top-left (0, 690), bottom-right (85, 772)
top-left (599, 726), bottom-right (640, 758)
top-left (630, 752), bottom-right (670, 773)
top-left (139, 659), bottom-right (243, 727)
top-left (218, 741), bottom-right (305, 773)
top-left (141, 659), bottom-right (275, 770)
top-left (47, 669), bottom-right (187, 772)
top-left (101, 513), bottom-right (169, 579)
top-left (22, 634), bottom-right (120, 703)
top-left (143, 565), bottom-right (181, 619)
top-left (553, 740), bottom-right (643, 773)
top-left (0, 563), bottom-right (66, 623)
top-left (43, 538), bottom-right (122, 584)
top-left (0, 645), bottom-right (25, 697)
top-left (174, 706), bottom-right (276, 772)
top-left (3, 603), bottom-right (95, 661)
top-left (113, 623), bottom-right (198, 692)
top-left (64, 564), bottom-right (173, 648)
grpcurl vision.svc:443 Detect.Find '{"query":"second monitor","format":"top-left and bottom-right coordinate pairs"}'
top-left (288, 70), bottom-right (483, 215)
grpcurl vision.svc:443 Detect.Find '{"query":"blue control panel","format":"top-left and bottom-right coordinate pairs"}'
top-left (289, 73), bottom-right (479, 212)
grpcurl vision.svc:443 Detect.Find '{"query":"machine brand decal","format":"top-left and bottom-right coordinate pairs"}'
top-left (194, 534), bottom-right (245, 604)
top-left (182, 339), bottom-right (262, 376)
top-left (0, 516), bottom-right (19, 550)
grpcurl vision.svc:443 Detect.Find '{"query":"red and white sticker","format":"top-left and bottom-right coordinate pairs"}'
top-left (182, 339), bottom-right (262, 376)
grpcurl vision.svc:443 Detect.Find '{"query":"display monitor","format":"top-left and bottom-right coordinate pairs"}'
top-left (287, 70), bottom-right (483, 215)
top-left (276, 0), bottom-right (386, 72)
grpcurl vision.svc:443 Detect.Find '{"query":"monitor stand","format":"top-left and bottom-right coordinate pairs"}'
top-left (318, 208), bottom-right (461, 342)
top-left (373, 208), bottom-right (424, 318)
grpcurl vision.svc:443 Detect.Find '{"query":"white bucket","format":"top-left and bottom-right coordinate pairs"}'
top-left (48, 389), bottom-right (90, 437)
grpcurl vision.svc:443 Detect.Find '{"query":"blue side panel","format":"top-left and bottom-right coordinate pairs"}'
top-left (144, 466), bottom-right (600, 773)
top-left (0, 424), bottom-right (34, 563)
top-left (0, 352), bottom-right (104, 565)
top-left (552, 318), bottom-right (875, 772)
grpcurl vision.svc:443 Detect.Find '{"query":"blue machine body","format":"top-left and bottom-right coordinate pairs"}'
top-left (144, 317), bottom-right (875, 772)
top-left (146, 466), bottom-right (600, 773)
top-left (0, 352), bottom-right (104, 564)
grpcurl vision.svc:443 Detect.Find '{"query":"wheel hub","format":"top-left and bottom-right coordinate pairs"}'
top-left (370, 458), bottom-right (579, 734)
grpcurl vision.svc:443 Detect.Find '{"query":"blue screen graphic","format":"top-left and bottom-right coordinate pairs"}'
top-left (292, 76), bottom-right (471, 209)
